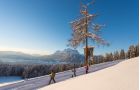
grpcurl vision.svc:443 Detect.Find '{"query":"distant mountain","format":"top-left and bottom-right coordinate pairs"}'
top-left (0, 49), bottom-right (84, 64)
top-left (0, 51), bottom-right (39, 60)
top-left (44, 48), bottom-right (84, 63)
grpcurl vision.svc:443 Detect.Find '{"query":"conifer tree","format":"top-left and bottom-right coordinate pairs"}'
top-left (135, 44), bottom-right (139, 57)
top-left (127, 45), bottom-right (135, 58)
top-left (113, 51), bottom-right (119, 60)
top-left (120, 49), bottom-right (125, 59)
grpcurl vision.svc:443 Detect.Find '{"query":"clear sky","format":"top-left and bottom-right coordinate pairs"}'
top-left (0, 0), bottom-right (138, 55)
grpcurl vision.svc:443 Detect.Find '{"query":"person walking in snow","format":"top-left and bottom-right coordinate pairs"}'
top-left (72, 64), bottom-right (76, 77)
top-left (85, 65), bottom-right (89, 74)
top-left (48, 70), bottom-right (56, 84)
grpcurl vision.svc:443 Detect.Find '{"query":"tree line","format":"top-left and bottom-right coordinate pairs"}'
top-left (0, 63), bottom-right (82, 79)
top-left (0, 44), bottom-right (138, 79)
top-left (93, 44), bottom-right (139, 64)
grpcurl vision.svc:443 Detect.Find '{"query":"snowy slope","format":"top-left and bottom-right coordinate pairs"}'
top-left (39, 57), bottom-right (139, 90)
top-left (0, 58), bottom-right (123, 90)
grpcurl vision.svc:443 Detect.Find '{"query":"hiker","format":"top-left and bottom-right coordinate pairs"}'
top-left (48, 70), bottom-right (56, 84)
top-left (85, 65), bottom-right (89, 74)
top-left (72, 64), bottom-right (76, 77)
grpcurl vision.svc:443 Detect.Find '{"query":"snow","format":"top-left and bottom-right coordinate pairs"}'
top-left (0, 76), bottom-right (23, 87)
top-left (39, 57), bottom-right (139, 90)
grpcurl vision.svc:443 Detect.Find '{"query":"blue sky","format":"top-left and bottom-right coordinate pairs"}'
top-left (0, 0), bottom-right (138, 55)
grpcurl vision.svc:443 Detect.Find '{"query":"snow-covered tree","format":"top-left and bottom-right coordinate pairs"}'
top-left (68, 4), bottom-right (109, 48)
top-left (113, 51), bottom-right (119, 60)
top-left (135, 44), bottom-right (139, 57)
top-left (127, 45), bottom-right (135, 59)
top-left (119, 49), bottom-right (125, 59)
top-left (104, 53), bottom-right (113, 62)
top-left (68, 1), bottom-right (109, 66)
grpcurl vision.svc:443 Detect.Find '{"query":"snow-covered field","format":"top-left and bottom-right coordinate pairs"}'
top-left (40, 57), bottom-right (139, 90)
top-left (0, 76), bottom-right (23, 87)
